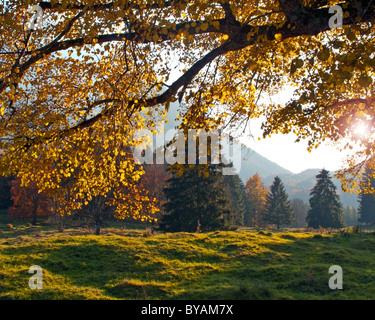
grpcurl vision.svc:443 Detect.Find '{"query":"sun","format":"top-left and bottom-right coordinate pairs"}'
top-left (353, 124), bottom-right (368, 138)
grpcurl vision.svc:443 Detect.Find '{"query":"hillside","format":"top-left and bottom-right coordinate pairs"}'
top-left (238, 146), bottom-right (292, 182)
top-left (263, 169), bottom-right (359, 208)
top-left (1, 224), bottom-right (375, 300)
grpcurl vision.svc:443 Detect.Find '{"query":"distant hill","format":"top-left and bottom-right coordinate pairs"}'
top-left (263, 169), bottom-right (359, 208)
top-left (237, 145), bottom-right (292, 182)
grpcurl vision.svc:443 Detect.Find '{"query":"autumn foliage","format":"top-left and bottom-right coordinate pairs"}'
top-left (8, 177), bottom-right (51, 225)
top-left (245, 173), bottom-right (267, 227)
top-left (0, 0), bottom-right (375, 217)
top-left (139, 162), bottom-right (171, 219)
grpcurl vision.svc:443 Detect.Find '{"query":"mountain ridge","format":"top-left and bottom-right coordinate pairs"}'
top-left (164, 103), bottom-right (358, 208)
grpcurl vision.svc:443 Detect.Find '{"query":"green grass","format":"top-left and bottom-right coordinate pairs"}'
top-left (1, 223), bottom-right (375, 300)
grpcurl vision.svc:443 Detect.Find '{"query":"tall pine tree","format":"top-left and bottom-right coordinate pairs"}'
top-left (159, 128), bottom-right (232, 233)
top-left (160, 164), bottom-right (232, 232)
top-left (223, 174), bottom-right (248, 226)
top-left (263, 176), bottom-right (294, 229)
top-left (358, 169), bottom-right (375, 224)
top-left (307, 169), bottom-right (344, 229)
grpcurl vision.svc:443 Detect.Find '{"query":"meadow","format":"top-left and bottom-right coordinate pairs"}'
top-left (1, 211), bottom-right (375, 300)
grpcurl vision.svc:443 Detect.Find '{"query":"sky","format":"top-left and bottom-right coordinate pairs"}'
top-left (165, 74), bottom-right (352, 175)
top-left (241, 89), bottom-right (350, 174)
top-left (241, 122), bottom-right (348, 174)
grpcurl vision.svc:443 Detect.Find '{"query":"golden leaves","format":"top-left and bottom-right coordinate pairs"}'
top-left (274, 33), bottom-right (282, 42)
top-left (1, 0), bottom-right (375, 212)
top-left (317, 47), bottom-right (330, 61)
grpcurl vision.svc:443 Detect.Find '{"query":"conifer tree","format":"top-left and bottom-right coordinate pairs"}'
top-left (159, 129), bottom-right (232, 233)
top-left (223, 174), bottom-right (248, 226)
top-left (263, 176), bottom-right (294, 229)
top-left (160, 164), bottom-right (232, 232)
top-left (0, 176), bottom-right (12, 210)
top-left (307, 169), bottom-right (345, 229)
top-left (358, 169), bottom-right (375, 224)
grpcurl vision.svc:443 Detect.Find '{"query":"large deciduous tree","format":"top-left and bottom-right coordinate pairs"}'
top-left (1, 0), bottom-right (375, 217)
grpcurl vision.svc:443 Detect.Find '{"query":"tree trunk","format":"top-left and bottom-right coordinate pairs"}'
top-left (95, 221), bottom-right (101, 235)
top-left (32, 205), bottom-right (37, 225)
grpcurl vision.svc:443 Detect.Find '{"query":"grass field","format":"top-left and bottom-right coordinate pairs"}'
top-left (1, 217), bottom-right (375, 300)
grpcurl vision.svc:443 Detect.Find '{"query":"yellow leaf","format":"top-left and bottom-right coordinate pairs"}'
top-left (201, 22), bottom-right (209, 31)
top-left (274, 33), bottom-right (282, 41)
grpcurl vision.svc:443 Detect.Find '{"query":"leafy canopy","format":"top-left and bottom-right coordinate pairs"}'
top-left (1, 0), bottom-right (375, 217)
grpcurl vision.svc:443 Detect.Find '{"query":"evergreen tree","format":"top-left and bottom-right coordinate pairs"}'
top-left (223, 174), bottom-right (248, 226)
top-left (159, 127), bottom-right (233, 232)
top-left (307, 169), bottom-right (345, 229)
top-left (343, 206), bottom-right (359, 227)
top-left (358, 169), bottom-right (375, 224)
top-left (263, 176), bottom-right (294, 229)
top-left (290, 198), bottom-right (309, 228)
top-left (160, 164), bottom-right (232, 232)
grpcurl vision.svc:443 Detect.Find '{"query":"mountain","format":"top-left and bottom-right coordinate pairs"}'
top-left (263, 169), bottom-right (358, 208)
top-left (162, 103), bottom-right (358, 208)
top-left (238, 145), bottom-right (292, 182)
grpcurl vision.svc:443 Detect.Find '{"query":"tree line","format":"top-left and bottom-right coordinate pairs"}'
top-left (2, 163), bottom-right (374, 234)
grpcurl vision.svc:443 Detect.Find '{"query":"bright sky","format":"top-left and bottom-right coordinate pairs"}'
top-left (167, 72), bottom-right (351, 175)
top-left (241, 122), bottom-right (348, 174)
top-left (241, 89), bottom-right (349, 174)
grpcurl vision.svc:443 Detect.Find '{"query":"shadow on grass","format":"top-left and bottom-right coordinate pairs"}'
top-left (2, 231), bottom-right (375, 299)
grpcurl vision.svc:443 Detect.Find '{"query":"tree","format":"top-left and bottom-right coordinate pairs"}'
top-left (223, 173), bottom-right (248, 226)
top-left (8, 177), bottom-right (51, 225)
top-left (343, 205), bottom-right (359, 227)
top-left (263, 176), bottom-right (294, 229)
top-left (358, 169), bottom-right (375, 224)
top-left (1, 1), bottom-right (375, 215)
top-left (0, 176), bottom-right (12, 210)
top-left (290, 198), bottom-right (309, 228)
top-left (139, 160), bottom-right (172, 220)
top-left (160, 164), bottom-right (232, 233)
top-left (244, 173), bottom-right (267, 227)
top-left (74, 194), bottom-right (116, 235)
top-left (307, 169), bottom-right (345, 229)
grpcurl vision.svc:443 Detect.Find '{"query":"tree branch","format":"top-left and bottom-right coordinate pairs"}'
top-left (39, 0), bottom-right (187, 12)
